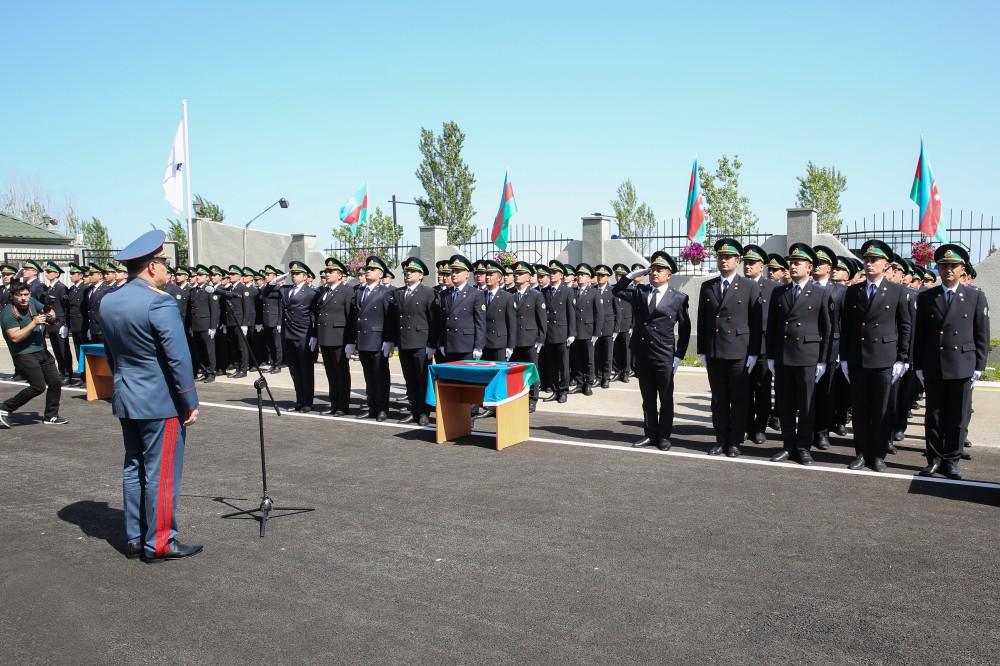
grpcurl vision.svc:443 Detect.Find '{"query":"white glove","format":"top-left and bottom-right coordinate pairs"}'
top-left (268, 273), bottom-right (288, 286)
top-left (505, 348), bottom-right (513, 360)
top-left (255, 325), bottom-right (263, 333)
top-left (59, 325), bottom-right (68, 339)
top-left (204, 284), bottom-right (215, 293)
top-left (188, 328), bottom-right (193, 337)
top-left (628, 328), bottom-right (633, 336)
top-left (534, 342), bottom-right (543, 353)
top-left (438, 346), bottom-right (446, 356)
top-left (698, 354), bottom-right (707, 367)
top-left (14, 268), bottom-right (23, 280)
top-left (309, 337), bottom-right (317, 351)
top-left (903, 363), bottom-right (910, 372)
top-left (972, 370), bottom-right (983, 385)
top-left (915, 369), bottom-right (925, 386)
top-left (590, 336), bottom-right (597, 344)
top-left (208, 329), bottom-right (216, 339)
top-left (612, 333), bottom-right (618, 341)
top-left (425, 347), bottom-right (434, 360)
top-left (767, 359), bottom-right (776, 375)
top-left (566, 336), bottom-right (575, 346)
top-left (890, 361), bottom-right (905, 384)
top-left (626, 268), bottom-right (650, 280)
top-left (241, 326), bottom-right (248, 335)
top-left (277, 325), bottom-right (282, 333)
top-left (221, 325), bottom-right (227, 333)
top-left (841, 361), bottom-right (850, 383)
top-left (815, 363), bottom-right (827, 383)
top-left (746, 355), bottom-right (757, 372)
top-left (382, 342), bottom-right (394, 357)
top-left (344, 343), bottom-right (356, 356)
top-left (672, 356), bottom-right (681, 375)
top-left (472, 348), bottom-right (483, 360)
top-left (85, 330), bottom-right (91, 340)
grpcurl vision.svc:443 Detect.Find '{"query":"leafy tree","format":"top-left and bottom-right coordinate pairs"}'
top-left (609, 179), bottom-right (658, 254)
top-left (80, 217), bottom-right (113, 250)
top-left (698, 155), bottom-right (759, 240)
top-left (415, 121), bottom-right (476, 245)
top-left (63, 203), bottom-right (81, 238)
top-left (330, 206), bottom-right (405, 268)
top-left (1, 171), bottom-right (52, 226)
top-left (193, 194), bottom-right (224, 222)
top-left (166, 219), bottom-right (189, 265)
top-left (796, 161), bottom-right (848, 234)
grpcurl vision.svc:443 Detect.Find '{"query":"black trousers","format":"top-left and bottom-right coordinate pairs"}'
top-left (264, 326), bottom-right (283, 367)
top-left (706, 358), bottom-right (748, 447)
top-left (510, 345), bottom-right (540, 403)
top-left (444, 352), bottom-right (473, 362)
top-left (636, 357), bottom-right (675, 440)
top-left (284, 338), bottom-right (315, 408)
top-left (813, 360), bottom-right (837, 439)
top-left (570, 338), bottom-right (595, 384)
top-left (249, 328), bottom-right (267, 369)
top-left (320, 345), bottom-right (352, 413)
top-left (397, 347), bottom-right (429, 417)
top-left (47, 331), bottom-right (72, 378)
top-left (71, 330), bottom-right (88, 381)
top-left (774, 365), bottom-right (817, 453)
top-left (226, 325), bottom-right (249, 372)
top-left (849, 365), bottom-right (892, 460)
top-left (482, 348), bottom-right (506, 362)
top-left (923, 377), bottom-right (971, 463)
top-left (892, 368), bottom-right (917, 434)
top-left (746, 360), bottom-right (772, 437)
top-left (215, 327), bottom-right (230, 373)
top-left (594, 335), bottom-right (614, 382)
top-left (833, 366), bottom-right (851, 427)
top-left (542, 342), bottom-right (570, 396)
top-left (194, 330), bottom-right (217, 377)
top-left (358, 350), bottom-right (390, 414)
top-left (612, 331), bottom-right (631, 377)
top-left (4, 350), bottom-right (61, 418)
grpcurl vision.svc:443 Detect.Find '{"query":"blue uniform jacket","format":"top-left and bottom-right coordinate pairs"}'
top-left (101, 277), bottom-right (199, 420)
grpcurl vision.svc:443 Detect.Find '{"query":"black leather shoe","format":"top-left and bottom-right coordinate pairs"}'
top-left (942, 460), bottom-right (962, 480)
top-left (869, 458), bottom-right (887, 473)
top-left (61, 376), bottom-right (73, 386)
top-left (230, 371), bottom-right (248, 379)
top-left (287, 404), bottom-right (302, 412)
top-left (528, 402), bottom-right (536, 414)
top-left (892, 431), bottom-right (904, 442)
top-left (633, 437), bottom-right (653, 448)
top-left (965, 439), bottom-right (973, 448)
top-left (542, 393), bottom-right (559, 402)
top-left (886, 443), bottom-right (898, 455)
top-left (751, 432), bottom-right (766, 445)
top-left (600, 380), bottom-right (610, 389)
top-left (202, 374), bottom-right (216, 383)
top-left (355, 412), bottom-right (372, 420)
top-left (557, 394), bottom-right (567, 404)
top-left (834, 423), bottom-right (848, 436)
top-left (961, 451), bottom-right (973, 461)
top-left (708, 445), bottom-right (724, 456)
top-left (847, 456), bottom-right (866, 470)
top-left (918, 460), bottom-right (941, 477)
top-left (480, 408), bottom-right (496, 418)
top-left (418, 414), bottom-right (430, 426)
top-left (398, 415), bottom-right (416, 424)
top-left (767, 416), bottom-right (781, 432)
top-left (269, 367), bottom-right (281, 374)
top-left (375, 412), bottom-right (388, 422)
top-left (725, 445), bottom-right (740, 458)
top-left (770, 450), bottom-right (791, 462)
top-left (125, 542), bottom-right (143, 559)
top-left (299, 406), bottom-right (312, 413)
top-left (797, 450), bottom-right (814, 466)
top-left (657, 438), bottom-right (672, 451)
top-left (582, 384), bottom-right (593, 396)
top-left (621, 375), bottom-right (630, 384)
top-left (142, 541), bottom-right (203, 563)
top-left (814, 435), bottom-right (831, 451)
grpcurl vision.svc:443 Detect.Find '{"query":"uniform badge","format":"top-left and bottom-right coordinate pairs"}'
top-left (828, 300), bottom-right (834, 312)
top-left (213, 295), bottom-right (218, 300)
top-left (572, 299), bottom-right (577, 305)
top-left (985, 306), bottom-right (990, 318)
top-left (481, 304), bottom-right (486, 311)
top-left (540, 303), bottom-right (546, 310)
top-left (756, 296), bottom-right (763, 304)
top-left (906, 293), bottom-right (910, 301)
top-left (176, 294), bottom-right (183, 300)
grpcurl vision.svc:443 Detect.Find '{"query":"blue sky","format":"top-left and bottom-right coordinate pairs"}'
top-left (3, 1), bottom-right (998, 250)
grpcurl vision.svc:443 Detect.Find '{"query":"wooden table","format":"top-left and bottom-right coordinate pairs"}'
top-left (77, 343), bottom-right (112, 401)
top-left (434, 380), bottom-right (529, 450)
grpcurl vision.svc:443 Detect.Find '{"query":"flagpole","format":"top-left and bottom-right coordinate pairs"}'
top-left (182, 99), bottom-right (193, 264)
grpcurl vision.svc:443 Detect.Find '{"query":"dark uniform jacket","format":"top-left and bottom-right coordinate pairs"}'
top-left (314, 282), bottom-right (354, 347)
top-left (44, 280), bottom-right (68, 331)
top-left (26, 278), bottom-right (47, 304)
top-left (484, 288), bottom-right (517, 350)
top-left (817, 280), bottom-right (846, 361)
top-left (163, 282), bottom-right (189, 325)
top-left (67, 281), bottom-right (89, 334)
top-left (748, 276), bottom-right (779, 356)
top-left (574, 286), bottom-right (604, 340)
top-left (765, 281), bottom-right (834, 367)
top-left (840, 279), bottom-right (912, 368)
top-left (614, 283), bottom-right (635, 334)
top-left (346, 282), bottom-right (396, 352)
top-left (262, 282), bottom-right (317, 342)
top-left (913, 284), bottom-right (989, 380)
top-left (217, 282), bottom-right (255, 326)
top-left (187, 284), bottom-right (220, 333)
top-left (87, 281), bottom-right (109, 339)
top-left (597, 285), bottom-right (619, 337)
top-left (512, 287), bottom-right (547, 348)
top-left (613, 279), bottom-right (690, 363)
top-left (697, 275), bottom-right (759, 359)
top-left (544, 283), bottom-right (577, 344)
top-left (261, 284), bottom-right (284, 327)
top-left (439, 283), bottom-right (486, 353)
top-left (394, 283), bottom-right (439, 350)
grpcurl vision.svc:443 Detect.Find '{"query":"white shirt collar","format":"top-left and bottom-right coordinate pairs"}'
top-left (866, 278), bottom-right (883, 290)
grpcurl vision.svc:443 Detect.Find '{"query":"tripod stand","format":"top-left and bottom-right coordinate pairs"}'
top-left (216, 287), bottom-right (314, 536)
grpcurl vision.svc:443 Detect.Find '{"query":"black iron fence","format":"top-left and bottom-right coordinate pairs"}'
top-left (457, 224), bottom-right (574, 265)
top-left (836, 209), bottom-right (997, 265)
top-left (82, 249), bottom-right (122, 268)
top-left (618, 217), bottom-right (770, 270)
top-left (4, 250), bottom-right (81, 268)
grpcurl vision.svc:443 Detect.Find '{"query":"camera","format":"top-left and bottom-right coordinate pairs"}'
top-left (41, 305), bottom-right (55, 324)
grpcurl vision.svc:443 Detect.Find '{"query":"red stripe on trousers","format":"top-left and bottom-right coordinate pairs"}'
top-left (155, 418), bottom-right (178, 556)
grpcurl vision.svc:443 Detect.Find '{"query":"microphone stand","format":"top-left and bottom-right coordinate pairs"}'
top-left (217, 286), bottom-right (314, 536)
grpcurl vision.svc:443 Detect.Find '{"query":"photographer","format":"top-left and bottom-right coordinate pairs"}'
top-left (0, 282), bottom-right (68, 427)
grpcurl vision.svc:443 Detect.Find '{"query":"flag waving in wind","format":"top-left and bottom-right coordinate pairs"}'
top-left (910, 137), bottom-right (945, 243)
top-left (339, 182), bottom-right (368, 237)
top-left (163, 120), bottom-right (185, 214)
top-left (685, 159), bottom-right (706, 243)
top-left (491, 168), bottom-right (518, 250)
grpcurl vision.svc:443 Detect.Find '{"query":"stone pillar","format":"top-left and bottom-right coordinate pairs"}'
top-left (786, 208), bottom-right (818, 250)
top-left (581, 215), bottom-right (611, 265)
top-left (289, 234), bottom-right (316, 263)
top-left (420, 225), bottom-right (449, 285)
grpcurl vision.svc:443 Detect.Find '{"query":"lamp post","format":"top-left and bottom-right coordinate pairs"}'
top-left (243, 198), bottom-right (290, 266)
top-left (592, 212), bottom-right (621, 237)
top-left (389, 195), bottom-right (432, 228)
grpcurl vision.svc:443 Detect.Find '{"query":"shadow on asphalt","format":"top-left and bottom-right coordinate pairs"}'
top-left (57, 500), bottom-right (127, 555)
top-left (907, 479), bottom-right (1000, 506)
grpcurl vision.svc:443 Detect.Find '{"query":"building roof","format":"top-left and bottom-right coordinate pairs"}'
top-left (0, 212), bottom-right (73, 245)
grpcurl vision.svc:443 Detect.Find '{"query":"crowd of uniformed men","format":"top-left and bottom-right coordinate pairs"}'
top-left (0, 236), bottom-right (988, 480)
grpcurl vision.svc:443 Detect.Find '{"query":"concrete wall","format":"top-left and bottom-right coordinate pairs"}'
top-left (191, 218), bottom-right (325, 274)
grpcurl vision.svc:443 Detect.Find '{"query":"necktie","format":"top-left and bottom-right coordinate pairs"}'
top-left (946, 289), bottom-right (953, 305)
top-left (451, 288), bottom-right (458, 306)
top-left (487, 291), bottom-right (493, 306)
top-left (793, 284), bottom-right (801, 301)
top-left (517, 290), bottom-right (523, 303)
top-left (721, 279), bottom-right (729, 296)
top-left (649, 287), bottom-right (659, 311)
top-left (361, 287), bottom-right (369, 306)
top-left (868, 283), bottom-right (877, 302)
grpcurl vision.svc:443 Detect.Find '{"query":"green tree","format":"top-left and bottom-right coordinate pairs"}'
top-left (63, 203), bottom-right (81, 238)
top-left (609, 179), bottom-right (658, 254)
top-left (1, 171), bottom-right (52, 226)
top-left (796, 161), bottom-right (848, 234)
top-left (415, 121), bottom-right (476, 245)
top-left (80, 216), bottom-right (113, 250)
top-left (698, 155), bottom-right (759, 240)
top-left (193, 194), bottom-right (224, 222)
top-left (330, 207), bottom-right (405, 268)
top-left (166, 219), bottom-right (189, 265)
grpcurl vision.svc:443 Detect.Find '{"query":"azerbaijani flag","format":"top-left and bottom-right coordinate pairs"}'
top-left (910, 138), bottom-right (946, 243)
top-left (426, 361), bottom-right (539, 407)
top-left (491, 167), bottom-right (518, 250)
top-left (339, 182), bottom-right (368, 237)
top-left (685, 159), bottom-right (706, 244)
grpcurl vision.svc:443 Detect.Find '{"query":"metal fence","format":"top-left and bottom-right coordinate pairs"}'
top-left (3, 250), bottom-right (81, 268)
top-left (618, 217), bottom-right (770, 270)
top-left (457, 224), bottom-right (574, 264)
top-left (322, 239), bottom-right (417, 274)
top-left (82, 249), bottom-right (122, 268)
top-left (836, 209), bottom-right (998, 265)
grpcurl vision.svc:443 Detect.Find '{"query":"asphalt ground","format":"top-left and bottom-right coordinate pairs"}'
top-left (2, 358), bottom-right (1000, 665)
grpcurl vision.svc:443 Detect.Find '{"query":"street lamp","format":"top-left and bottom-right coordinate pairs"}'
top-left (389, 195), bottom-right (432, 228)
top-left (592, 212), bottom-right (621, 237)
top-left (243, 198), bottom-right (290, 265)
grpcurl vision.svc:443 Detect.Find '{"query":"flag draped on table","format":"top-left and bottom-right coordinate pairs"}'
top-left (339, 182), bottom-right (368, 237)
top-left (426, 361), bottom-right (539, 407)
top-left (910, 137), bottom-right (945, 243)
top-left (685, 159), bottom-right (706, 244)
top-left (491, 168), bottom-right (518, 250)
top-left (163, 120), bottom-right (185, 214)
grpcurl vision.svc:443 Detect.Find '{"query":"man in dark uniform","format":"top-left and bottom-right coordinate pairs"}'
top-left (697, 238), bottom-right (760, 457)
top-left (164, 266), bottom-right (191, 326)
top-left (767, 254), bottom-right (789, 284)
top-left (0, 264), bottom-right (17, 307)
top-left (432, 260), bottom-right (452, 365)
top-left (533, 263), bottom-right (552, 391)
top-left (510, 261), bottom-right (547, 413)
top-left (206, 265), bottom-right (229, 374)
top-left (41, 261), bottom-right (72, 383)
top-left (217, 265), bottom-right (254, 379)
top-left (188, 265), bottom-right (220, 382)
top-left (593, 264), bottom-right (618, 389)
top-left (261, 265), bottom-right (284, 372)
top-left (21, 259), bottom-right (48, 303)
top-left (914, 245), bottom-right (989, 480)
top-left (831, 256), bottom-right (857, 434)
top-left (240, 267), bottom-right (260, 369)
top-left (314, 258), bottom-right (354, 416)
top-left (65, 263), bottom-right (89, 386)
top-left (614, 251), bottom-right (690, 450)
top-left (839, 240), bottom-right (912, 473)
top-left (611, 263), bottom-right (635, 383)
top-left (742, 244), bottom-right (777, 445)
top-left (570, 263), bottom-right (602, 396)
top-left (541, 260), bottom-right (576, 403)
top-left (503, 265), bottom-right (516, 293)
top-left (437, 254), bottom-right (486, 363)
top-left (87, 263), bottom-right (111, 343)
top-left (810, 245), bottom-right (847, 450)
top-left (481, 260), bottom-right (517, 361)
top-left (251, 269), bottom-right (268, 367)
top-left (345, 256), bottom-right (396, 421)
top-left (766, 244), bottom-right (833, 466)
top-left (393, 257), bottom-right (439, 425)
top-left (890, 258), bottom-right (920, 446)
top-left (264, 261), bottom-right (317, 411)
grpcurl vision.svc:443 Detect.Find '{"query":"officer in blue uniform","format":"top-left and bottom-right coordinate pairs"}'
top-left (345, 256), bottom-right (397, 421)
top-left (509, 261), bottom-right (548, 413)
top-left (394, 257), bottom-right (439, 425)
top-left (437, 254), bottom-right (486, 362)
top-left (613, 251), bottom-right (690, 450)
top-left (101, 230), bottom-right (201, 562)
top-left (263, 261), bottom-right (318, 411)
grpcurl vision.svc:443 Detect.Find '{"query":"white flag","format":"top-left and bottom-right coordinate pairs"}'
top-left (162, 120), bottom-right (185, 214)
